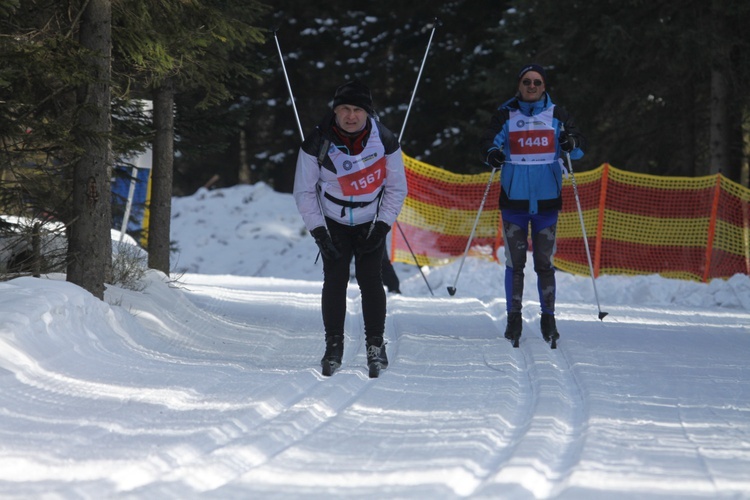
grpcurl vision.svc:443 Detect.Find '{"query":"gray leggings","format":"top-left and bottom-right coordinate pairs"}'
top-left (502, 216), bottom-right (557, 314)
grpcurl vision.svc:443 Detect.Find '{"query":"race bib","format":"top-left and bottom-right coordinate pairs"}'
top-left (327, 119), bottom-right (388, 197)
top-left (509, 129), bottom-right (555, 155)
top-left (338, 156), bottom-right (386, 196)
top-left (507, 107), bottom-right (557, 163)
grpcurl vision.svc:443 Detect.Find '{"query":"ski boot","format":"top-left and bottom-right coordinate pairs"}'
top-left (541, 313), bottom-right (560, 349)
top-left (321, 335), bottom-right (344, 376)
top-left (504, 312), bottom-right (522, 348)
top-left (366, 337), bottom-right (388, 378)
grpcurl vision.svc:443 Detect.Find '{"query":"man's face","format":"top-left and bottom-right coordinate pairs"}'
top-left (518, 71), bottom-right (545, 102)
top-left (334, 104), bottom-right (368, 133)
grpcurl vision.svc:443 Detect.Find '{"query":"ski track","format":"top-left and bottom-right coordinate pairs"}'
top-left (166, 284), bottom-right (592, 498)
top-left (466, 303), bottom-right (589, 498)
top-left (119, 282), bottom-right (388, 497)
top-left (7, 276), bottom-right (748, 497)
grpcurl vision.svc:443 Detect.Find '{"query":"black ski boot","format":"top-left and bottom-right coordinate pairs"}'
top-left (321, 335), bottom-right (344, 376)
top-left (504, 312), bottom-right (522, 348)
top-left (366, 337), bottom-right (388, 378)
top-left (541, 313), bottom-right (560, 349)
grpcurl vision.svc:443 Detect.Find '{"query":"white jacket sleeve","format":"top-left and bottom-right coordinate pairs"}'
top-left (377, 148), bottom-right (408, 226)
top-left (293, 149), bottom-right (326, 231)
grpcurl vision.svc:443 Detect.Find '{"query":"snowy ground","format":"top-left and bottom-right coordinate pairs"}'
top-left (1, 183), bottom-right (749, 499)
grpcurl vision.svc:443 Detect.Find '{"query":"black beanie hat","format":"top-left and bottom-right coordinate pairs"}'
top-left (332, 80), bottom-right (373, 114)
top-left (517, 63), bottom-right (547, 84)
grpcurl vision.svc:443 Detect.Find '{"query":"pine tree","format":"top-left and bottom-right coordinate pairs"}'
top-left (112, 0), bottom-right (268, 274)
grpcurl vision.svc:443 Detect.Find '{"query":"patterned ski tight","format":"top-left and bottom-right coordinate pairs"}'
top-left (502, 210), bottom-right (558, 314)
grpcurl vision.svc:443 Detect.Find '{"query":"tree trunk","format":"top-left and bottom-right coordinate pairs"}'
top-left (709, 69), bottom-right (730, 176)
top-left (148, 80), bottom-right (175, 275)
top-left (67, 0), bottom-right (112, 300)
top-left (238, 126), bottom-right (251, 184)
top-left (708, 0), bottom-right (730, 176)
top-left (742, 114), bottom-right (750, 188)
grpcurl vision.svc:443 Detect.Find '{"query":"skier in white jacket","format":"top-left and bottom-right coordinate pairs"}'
top-left (293, 79), bottom-right (407, 376)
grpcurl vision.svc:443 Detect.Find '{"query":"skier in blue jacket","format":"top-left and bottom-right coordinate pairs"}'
top-left (479, 63), bottom-right (586, 346)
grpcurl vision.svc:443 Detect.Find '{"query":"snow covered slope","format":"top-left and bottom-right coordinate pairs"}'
top-left (1, 182), bottom-right (749, 498)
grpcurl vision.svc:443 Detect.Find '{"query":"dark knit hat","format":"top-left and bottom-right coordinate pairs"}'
top-left (517, 63), bottom-right (547, 84)
top-left (332, 80), bottom-right (373, 114)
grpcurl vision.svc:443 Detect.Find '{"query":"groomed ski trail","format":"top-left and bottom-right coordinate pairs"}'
top-left (173, 280), bottom-right (591, 498)
top-left (80, 272), bottom-right (750, 499)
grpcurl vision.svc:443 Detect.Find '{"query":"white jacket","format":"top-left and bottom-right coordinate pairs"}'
top-left (293, 116), bottom-right (407, 230)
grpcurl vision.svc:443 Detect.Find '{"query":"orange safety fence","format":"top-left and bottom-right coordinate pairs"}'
top-left (391, 154), bottom-right (750, 282)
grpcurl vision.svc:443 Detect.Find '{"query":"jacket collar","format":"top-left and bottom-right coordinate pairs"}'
top-left (502, 92), bottom-right (553, 116)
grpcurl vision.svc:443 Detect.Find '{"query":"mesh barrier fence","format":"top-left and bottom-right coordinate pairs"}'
top-left (392, 154), bottom-right (750, 282)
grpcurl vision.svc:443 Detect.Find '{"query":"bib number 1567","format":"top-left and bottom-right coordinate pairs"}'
top-left (339, 158), bottom-right (386, 196)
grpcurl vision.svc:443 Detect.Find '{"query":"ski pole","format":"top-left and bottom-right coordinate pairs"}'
top-left (447, 167), bottom-right (498, 296)
top-left (395, 18), bottom-right (440, 295)
top-left (273, 30), bottom-right (305, 142)
top-left (564, 151), bottom-right (608, 320)
top-left (399, 17), bottom-right (441, 142)
top-left (395, 221), bottom-right (435, 295)
top-left (274, 28), bottom-right (331, 264)
top-left (273, 30), bottom-right (315, 215)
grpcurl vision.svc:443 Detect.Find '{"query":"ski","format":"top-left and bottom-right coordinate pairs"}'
top-left (508, 336), bottom-right (556, 349)
top-left (321, 360), bottom-right (341, 377)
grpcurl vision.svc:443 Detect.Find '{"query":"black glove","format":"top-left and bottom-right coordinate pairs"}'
top-left (486, 149), bottom-right (505, 169)
top-left (559, 131), bottom-right (578, 152)
top-left (311, 226), bottom-right (341, 261)
top-left (358, 221), bottom-right (390, 255)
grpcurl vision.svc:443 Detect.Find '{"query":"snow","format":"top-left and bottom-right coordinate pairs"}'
top-left (1, 182), bottom-right (749, 498)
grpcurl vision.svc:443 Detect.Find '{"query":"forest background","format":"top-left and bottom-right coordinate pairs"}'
top-left (184, 0), bottom-right (750, 193)
top-left (4, 1), bottom-right (750, 192)
top-left (1, 0), bottom-right (749, 297)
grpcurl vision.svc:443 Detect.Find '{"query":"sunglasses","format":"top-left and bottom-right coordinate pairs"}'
top-left (521, 79), bottom-right (544, 87)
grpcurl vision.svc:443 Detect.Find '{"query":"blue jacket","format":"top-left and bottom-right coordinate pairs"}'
top-left (479, 93), bottom-right (585, 214)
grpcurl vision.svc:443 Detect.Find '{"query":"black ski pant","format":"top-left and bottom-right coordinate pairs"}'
top-left (502, 209), bottom-right (558, 315)
top-left (381, 250), bottom-right (400, 293)
top-left (321, 218), bottom-right (386, 343)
